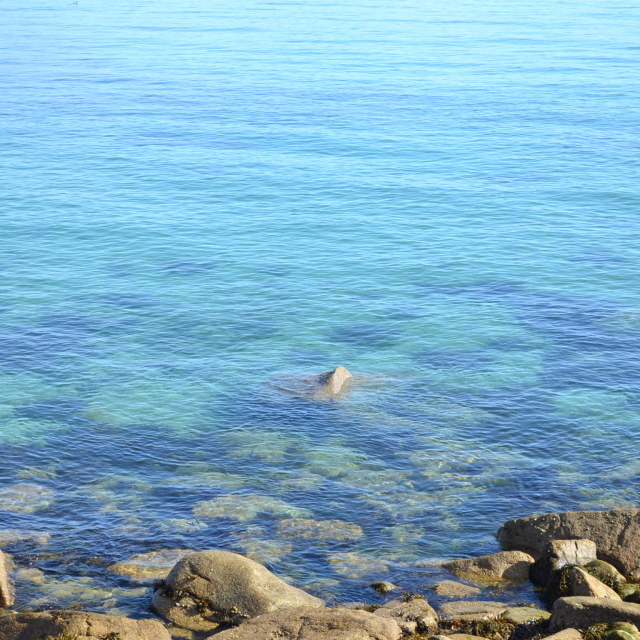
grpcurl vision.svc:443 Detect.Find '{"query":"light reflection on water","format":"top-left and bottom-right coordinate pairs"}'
top-left (1, 0), bottom-right (640, 621)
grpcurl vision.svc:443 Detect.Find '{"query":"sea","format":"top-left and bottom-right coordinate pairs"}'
top-left (0, 0), bottom-right (639, 623)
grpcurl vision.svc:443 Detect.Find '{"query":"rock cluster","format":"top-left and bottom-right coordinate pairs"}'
top-left (1, 507), bottom-right (640, 640)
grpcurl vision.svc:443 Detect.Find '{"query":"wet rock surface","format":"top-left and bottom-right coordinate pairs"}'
top-left (373, 595), bottom-right (438, 635)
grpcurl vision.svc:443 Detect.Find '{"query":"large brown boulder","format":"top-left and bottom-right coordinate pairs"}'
top-left (0, 610), bottom-right (171, 640)
top-left (315, 366), bottom-right (352, 397)
top-left (0, 550), bottom-right (15, 608)
top-left (209, 606), bottom-right (402, 640)
top-left (498, 510), bottom-right (640, 576)
top-left (443, 551), bottom-right (534, 583)
top-left (549, 597), bottom-right (640, 631)
top-left (153, 550), bottom-right (324, 632)
top-left (564, 567), bottom-right (622, 600)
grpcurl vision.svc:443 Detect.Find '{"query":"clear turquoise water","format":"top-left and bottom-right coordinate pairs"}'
top-left (1, 0), bottom-right (639, 620)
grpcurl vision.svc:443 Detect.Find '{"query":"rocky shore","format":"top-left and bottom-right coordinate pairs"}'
top-left (1, 508), bottom-right (640, 639)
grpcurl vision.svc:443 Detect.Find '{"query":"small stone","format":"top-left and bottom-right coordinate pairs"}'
top-left (443, 551), bottom-right (534, 584)
top-left (500, 606), bottom-right (552, 625)
top-left (431, 580), bottom-right (482, 598)
top-left (373, 596), bottom-right (438, 635)
top-left (370, 581), bottom-right (399, 594)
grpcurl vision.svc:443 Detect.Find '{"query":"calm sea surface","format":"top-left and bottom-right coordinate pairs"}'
top-left (1, 0), bottom-right (639, 620)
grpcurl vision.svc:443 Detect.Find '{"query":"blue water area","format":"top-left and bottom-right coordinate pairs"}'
top-left (1, 0), bottom-right (639, 622)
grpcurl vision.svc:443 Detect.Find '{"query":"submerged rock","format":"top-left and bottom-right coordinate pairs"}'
top-left (549, 597), bottom-right (640, 631)
top-left (192, 493), bottom-right (311, 522)
top-left (211, 606), bottom-right (402, 640)
top-left (0, 610), bottom-right (171, 640)
top-left (498, 509), bottom-right (640, 577)
top-left (277, 518), bottom-right (363, 542)
top-left (0, 483), bottom-right (54, 513)
top-left (443, 550), bottom-right (534, 584)
top-left (0, 550), bottom-right (14, 608)
top-left (109, 548), bottom-right (193, 582)
top-left (432, 580), bottom-right (482, 598)
top-left (153, 550), bottom-right (324, 632)
top-left (327, 552), bottom-right (389, 579)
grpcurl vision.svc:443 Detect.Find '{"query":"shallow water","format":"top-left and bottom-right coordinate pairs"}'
top-left (1, 0), bottom-right (639, 621)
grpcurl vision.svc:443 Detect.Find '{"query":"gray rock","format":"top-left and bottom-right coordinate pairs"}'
top-left (532, 539), bottom-right (598, 587)
top-left (438, 600), bottom-right (509, 622)
top-left (153, 550), bottom-right (324, 632)
top-left (0, 610), bottom-right (171, 640)
top-left (584, 560), bottom-right (627, 588)
top-left (549, 597), bottom-right (640, 631)
top-left (443, 551), bottom-right (534, 583)
top-left (564, 567), bottom-right (622, 600)
top-left (500, 607), bottom-right (551, 625)
top-left (315, 366), bottom-right (352, 396)
top-left (432, 580), bottom-right (482, 598)
top-left (373, 596), bottom-right (438, 635)
top-left (550, 539), bottom-right (598, 569)
top-left (430, 635), bottom-right (488, 640)
top-left (0, 550), bottom-right (15, 608)
top-left (209, 606), bottom-right (402, 640)
top-left (498, 509), bottom-right (640, 577)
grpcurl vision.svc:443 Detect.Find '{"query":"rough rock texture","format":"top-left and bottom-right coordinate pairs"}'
top-left (549, 597), bottom-right (640, 631)
top-left (565, 567), bottom-right (622, 600)
top-left (210, 606), bottom-right (402, 640)
top-left (438, 600), bottom-right (509, 622)
top-left (599, 622), bottom-right (640, 640)
top-left (0, 550), bottom-right (15, 608)
top-left (549, 539), bottom-right (598, 569)
top-left (315, 366), bottom-right (352, 396)
top-left (0, 610), bottom-right (171, 640)
top-left (373, 596), bottom-right (438, 635)
top-left (544, 629), bottom-right (584, 640)
top-left (532, 540), bottom-right (598, 587)
top-left (432, 580), bottom-right (482, 598)
top-left (498, 510), bottom-right (640, 576)
top-left (584, 560), bottom-right (627, 588)
top-left (443, 551), bottom-right (534, 583)
top-left (500, 607), bottom-right (552, 625)
top-left (153, 550), bottom-right (324, 631)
